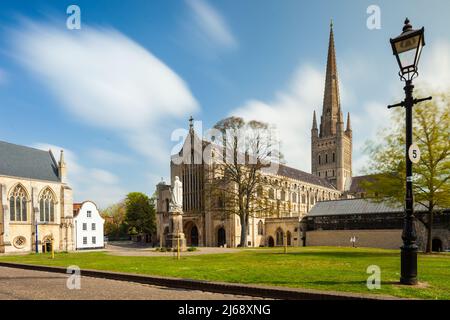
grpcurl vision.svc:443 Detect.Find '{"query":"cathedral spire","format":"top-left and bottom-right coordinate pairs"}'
top-left (189, 115), bottom-right (194, 133)
top-left (346, 112), bottom-right (351, 131)
top-left (320, 20), bottom-right (341, 137)
top-left (312, 110), bottom-right (318, 130)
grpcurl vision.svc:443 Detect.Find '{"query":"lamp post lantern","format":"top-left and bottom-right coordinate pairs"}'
top-left (388, 18), bottom-right (431, 285)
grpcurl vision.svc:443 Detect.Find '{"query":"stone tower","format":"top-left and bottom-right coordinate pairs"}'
top-left (311, 22), bottom-right (352, 191)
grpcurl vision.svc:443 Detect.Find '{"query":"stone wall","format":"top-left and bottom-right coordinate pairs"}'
top-left (306, 229), bottom-right (403, 249)
top-left (305, 228), bottom-right (449, 251)
top-left (265, 218), bottom-right (301, 247)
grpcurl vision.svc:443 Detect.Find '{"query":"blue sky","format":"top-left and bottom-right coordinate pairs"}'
top-left (0, 0), bottom-right (449, 207)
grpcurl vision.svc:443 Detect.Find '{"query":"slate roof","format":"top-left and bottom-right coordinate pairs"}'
top-left (347, 175), bottom-right (376, 193)
top-left (0, 141), bottom-right (60, 182)
top-left (274, 164), bottom-right (336, 189)
top-left (307, 198), bottom-right (429, 217)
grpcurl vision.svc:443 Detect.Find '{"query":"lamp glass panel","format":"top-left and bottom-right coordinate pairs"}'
top-left (398, 50), bottom-right (416, 69)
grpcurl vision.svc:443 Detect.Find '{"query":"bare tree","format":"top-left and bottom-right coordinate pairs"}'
top-left (204, 117), bottom-right (283, 247)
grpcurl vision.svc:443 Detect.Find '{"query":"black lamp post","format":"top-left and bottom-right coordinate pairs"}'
top-left (388, 18), bottom-right (431, 285)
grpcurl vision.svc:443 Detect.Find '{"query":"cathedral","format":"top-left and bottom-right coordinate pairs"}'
top-left (156, 23), bottom-right (353, 248)
top-left (0, 142), bottom-right (75, 253)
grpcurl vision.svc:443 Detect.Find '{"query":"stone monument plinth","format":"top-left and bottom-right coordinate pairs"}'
top-left (167, 209), bottom-right (187, 251)
top-left (166, 176), bottom-right (186, 251)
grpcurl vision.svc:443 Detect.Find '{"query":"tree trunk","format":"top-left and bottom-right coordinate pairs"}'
top-left (425, 209), bottom-right (434, 253)
top-left (240, 215), bottom-right (247, 247)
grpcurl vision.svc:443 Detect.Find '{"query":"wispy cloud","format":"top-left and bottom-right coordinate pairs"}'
top-left (417, 39), bottom-right (450, 92)
top-left (231, 65), bottom-right (324, 172)
top-left (10, 20), bottom-right (199, 162)
top-left (9, 20), bottom-right (200, 204)
top-left (184, 0), bottom-right (237, 51)
top-left (34, 143), bottom-right (126, 208)
top-left (88, 148), bottom-right (134, 165)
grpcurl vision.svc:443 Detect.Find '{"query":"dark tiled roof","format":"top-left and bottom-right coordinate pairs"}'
top-left (275, 164), bottom-right (336, 189)
top-left (307, 198), bottom-right (429, 216)
top-left (0, 141), bottom-right (60, 182)
top-left (347, 175), bottom-right (375, 193)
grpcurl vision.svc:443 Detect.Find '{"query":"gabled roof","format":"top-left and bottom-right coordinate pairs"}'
top-left (307, 198), bottom-right (429, 216)
top-left (0, 140), bottom-right (60, 182)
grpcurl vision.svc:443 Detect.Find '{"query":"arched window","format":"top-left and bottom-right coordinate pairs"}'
top-left (302, 194), bottom-right (306, 204)
top-left (9, 185), bottom-right (28, 222)
top-left (325, 153), bottom-right (328, 163)
top-left (257, 220), bottom-right (263, 235)
top-left (280, 190), bottom-right (286, 201)
top-left (257, 186), bottom-right (263, 198)
top-left (292, 192), bottom-right (297, 203)
top-left (276, 228), bottom-right (284, 246)
top-left (217, 196), bottom-right (224, 208)
top-left (269, 189), bottom-right (275, 200)
top-left (39, 188), bottom-right (55, 222)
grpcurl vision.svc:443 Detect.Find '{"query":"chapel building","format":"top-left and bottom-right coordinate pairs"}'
top-left (0, 141), bottom-right (74, 253)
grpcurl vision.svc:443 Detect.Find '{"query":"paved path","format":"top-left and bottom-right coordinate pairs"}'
top-left (0, 266), bottom-right (261, 300)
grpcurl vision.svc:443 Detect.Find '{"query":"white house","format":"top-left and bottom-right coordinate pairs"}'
top-left (73, 201), bottom-right (105, 250)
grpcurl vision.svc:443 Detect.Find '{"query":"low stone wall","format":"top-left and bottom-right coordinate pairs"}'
top-left (305, 229), bottom-right (403, 249)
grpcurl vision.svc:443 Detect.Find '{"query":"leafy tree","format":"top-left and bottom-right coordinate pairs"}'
top-left (124, 192), bottom-right (156, 236)
top-left (363, 91), bottom-right (450, 252)
top-left (101, 202), bottom-right (128, 239)
top-left (206, 116), bottom-right (282, 247)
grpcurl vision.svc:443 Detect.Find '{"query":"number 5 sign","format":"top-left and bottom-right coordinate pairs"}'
top-left (408, 143), bottom-right (421, 164)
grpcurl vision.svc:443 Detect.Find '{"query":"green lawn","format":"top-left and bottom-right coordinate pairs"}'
top-left (1, 247), bottom-right (449, 299)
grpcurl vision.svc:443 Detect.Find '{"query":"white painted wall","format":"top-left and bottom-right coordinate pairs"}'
top-left (74, 201), bottom-right (104, 250)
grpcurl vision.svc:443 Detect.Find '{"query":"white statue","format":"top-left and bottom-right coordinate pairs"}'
top-left (170, 176), bottom-right (183, 212)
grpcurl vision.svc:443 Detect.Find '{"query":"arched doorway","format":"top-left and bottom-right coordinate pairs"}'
top-left (190, 226), bottom-right (199, 247)
top-left (163, 227), bottom-right (169, 246)
top-left (268, 236), bottom-right (274, 247)
top-left (286, 231), bottom-right (292, 246)
top-left (217, 227), bottom-right (226, 247)
top-left (432, 238), bottom-right (443, 252)
top-left (42, 236), bottom-right (53, 253)
top-left (276, 228), bottom-right (284, 246)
